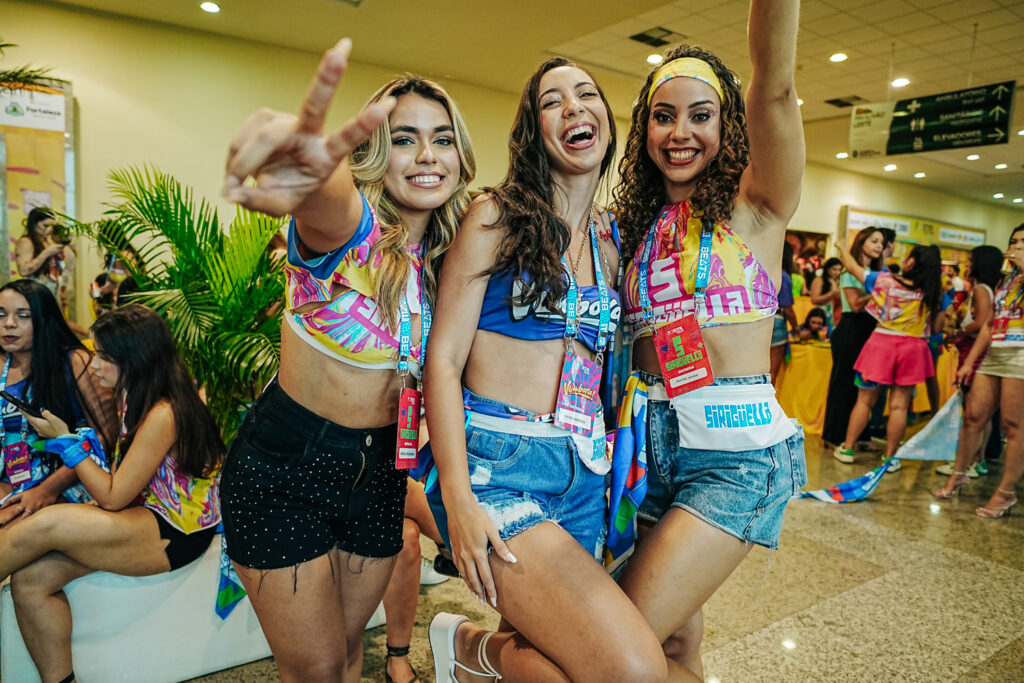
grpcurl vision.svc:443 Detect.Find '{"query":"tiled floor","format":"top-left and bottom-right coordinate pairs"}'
top-left (193, 438), bottom-right (1024, 682)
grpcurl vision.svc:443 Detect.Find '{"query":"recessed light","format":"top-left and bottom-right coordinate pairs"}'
top-left (797, 98), bottom-right (804, 106)
top-left (647, 54), bottom-right (664, 65)
top-left (1015, 198), bottom-right (1023, 204)
top-left (995, 163), bottom-right (1008, 169)
top-left (994, 193), bottom-right (1005, 199)
top-left (829, 52), bottom-right (848, 63)
top-left (200, 1), bottom-right (220, 12)
top-left (835, 152), bottom-right (849, 159)
top-left (914, 172), bottom-right (926, 178)
top-left (1018, 129), bottom-right (1024, 136)
top-left (891, 78), bottom-right (910, 88)
top-left (884, 164), bottom-right (897, 171)
top-left (966, 154), bottom-right (980, 161)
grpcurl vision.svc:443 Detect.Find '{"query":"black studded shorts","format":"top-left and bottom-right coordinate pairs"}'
top-left (221, 379), bottom-right (407, 569)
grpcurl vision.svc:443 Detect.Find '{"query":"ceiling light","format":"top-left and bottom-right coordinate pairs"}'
top-left (1015, 198), bottom-right (1023, 204)
top-left (994, 193), bottom-right (1004, 198)
top-left (914, 172), bottom-right (926, 178)
top-left (835, 152), bottom-right (849, 159)
top-left (200, 1), bottom-right (220, 12)
top-left (967, 154), bottom-right (980, 160)
top-left (829, 53), bottom-right (848, 63)
top-left (891, 77), bottom-right (910, 88)
top-left (995, 163), bottom-right (1008, 169)
top-left (647, 54), bottom-right (664, 65)
top-left (1018, 130), bottom-right (1024, 136)
top-left (797, 98), bottom-right (804, 106)
top-left (884, 164), bottom-right (897, 171)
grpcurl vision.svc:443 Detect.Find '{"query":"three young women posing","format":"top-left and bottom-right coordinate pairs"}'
top-left (220, 39), bottom-right (476, 682)
top-left (0, 304), bottom-right (223, 683)
top-left (424, 57), bottom-right (667, 682)
top-left (612, 0), bottom-right (806, 678)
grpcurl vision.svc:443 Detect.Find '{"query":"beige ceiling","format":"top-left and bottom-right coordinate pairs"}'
top-left (45, 0), bottom-right (1024, 211)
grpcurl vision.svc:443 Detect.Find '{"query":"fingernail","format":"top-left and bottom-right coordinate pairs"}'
top-left (506, 552), bottom-right (518, 563)
top-left (490, 596), bottom-right (497, 607)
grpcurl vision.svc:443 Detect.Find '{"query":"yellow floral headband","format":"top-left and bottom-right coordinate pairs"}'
top-left (646, 57), bottom-right (724, 106)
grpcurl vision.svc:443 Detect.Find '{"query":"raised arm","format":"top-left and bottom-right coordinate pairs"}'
top-left (836, 242), bottom-right (867, 284)
top-left (423, 196), bottom-right (516, 607)
top-left (739, 0), bottom-right (804, 222)
top-left (223, 38), bottom-right (394, 254)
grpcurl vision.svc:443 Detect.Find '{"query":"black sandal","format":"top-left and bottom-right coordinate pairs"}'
top-left (385, 643), bottom-right (419, 683)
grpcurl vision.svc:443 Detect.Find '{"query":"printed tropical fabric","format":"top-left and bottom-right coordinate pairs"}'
top-left (992, 272), bottom-right (1024, 347)
top-left (863, 271), bottom-right (928, 337)
top-left (143, 454), bottom-right (221, 534)
top-left (285, 193), bottom-right (424, 369)
top-left (623, 201), bottom-right (777, 332)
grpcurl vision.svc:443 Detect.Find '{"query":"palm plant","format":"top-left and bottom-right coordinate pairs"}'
top-left (72, 166), bottom-right (286, 441)
top-left (0, 39), bottom-right (53, 90)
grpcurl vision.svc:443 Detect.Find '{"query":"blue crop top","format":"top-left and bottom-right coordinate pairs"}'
top-left (477, 217), bottom-right (622, 353)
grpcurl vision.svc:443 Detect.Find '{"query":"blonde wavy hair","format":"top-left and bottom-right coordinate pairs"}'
top-left (349, 77), bottom-right (476, 329)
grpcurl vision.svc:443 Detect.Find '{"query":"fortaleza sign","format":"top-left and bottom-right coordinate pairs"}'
top-left (0, 86), bottom-right (66, 132)
top-left (849, 81), bottom-right (1015, 157)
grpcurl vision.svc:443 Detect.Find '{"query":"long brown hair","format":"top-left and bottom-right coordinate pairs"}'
top-left (484, 57), bottom-right (616, 310)
top-left (349, 78), bottom-right (476, 329)
top-left (614, 45), bottom-right (749, 260)
top-left (850, 227), bottom-right (885, 272)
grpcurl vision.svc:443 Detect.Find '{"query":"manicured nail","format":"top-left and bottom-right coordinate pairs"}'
top-left (490, 596), bottom-right (497, 607)
top-left (506, 552), bottom-right (518, 563)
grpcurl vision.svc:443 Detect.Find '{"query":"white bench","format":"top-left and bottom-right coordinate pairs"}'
top-left (0, 534), bottom-right (272, 683)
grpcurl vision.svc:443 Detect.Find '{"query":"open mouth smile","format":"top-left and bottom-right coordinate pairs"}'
top-left (407, 173), bottom-right (445, 188)
top-left (561, 123), bottom-right (597, 149)
top-left (664, 148), bottom-right (699, 165)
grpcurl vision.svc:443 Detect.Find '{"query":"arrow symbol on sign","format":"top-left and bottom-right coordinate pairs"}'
top-left (992, 84), bottom-right (1010, 98)
top-left (990, 105), bottom-right (1007, 120)
top-left (988, 128), bottom-right (1006, 141)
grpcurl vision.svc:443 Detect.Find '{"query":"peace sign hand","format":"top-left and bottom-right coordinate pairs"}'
top-left (223, 38), bottom-right (395, 217)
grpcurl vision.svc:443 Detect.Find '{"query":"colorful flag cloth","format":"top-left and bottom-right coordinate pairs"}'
top-left (893, 391), bottom-right (962, 461)
top-left (605, 372), bottom-right (649, 569)
top-left (798, 462), bottom-right (888, 503)
top-left (215, 531), bottom-right (247, 620)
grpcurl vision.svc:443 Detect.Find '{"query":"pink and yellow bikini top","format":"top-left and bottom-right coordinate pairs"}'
top-left (143, 454), bottom-right (221, 535)
top-left (622, 201), bottom-right (777, 338)
top-left (992, 272), bottom-right (1024, 347)
top-left (285, 194), bottom-right (424, 370)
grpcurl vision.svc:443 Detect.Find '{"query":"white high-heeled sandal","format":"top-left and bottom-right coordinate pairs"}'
top-left (429, 612), bottom-right (503, 682)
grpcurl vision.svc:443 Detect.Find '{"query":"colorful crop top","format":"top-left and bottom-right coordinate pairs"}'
top-left (992, 272), bottom-right (1024, 347)
top-left (285, 194), bottom-right (424, 370)
top-left (477, 217), bottom-right (621, 354)
top-left (622, 201), bottom-right (777, 336)
top-left (863, 271), bottom-right (929, 337)
top-left (142, 454), bottom-right (221, 535)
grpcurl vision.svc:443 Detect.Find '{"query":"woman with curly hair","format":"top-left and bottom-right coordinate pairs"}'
top-left (424, 57), bottom-right (666, 682)
top-left (612, 0), bottom-right (805, 677)
top-left (220, 39), bottom-right (476, 681)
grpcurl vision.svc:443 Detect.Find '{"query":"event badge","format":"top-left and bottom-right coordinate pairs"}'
top-left (395, 387), bottom-right (421, 470)
top-left (554, 353), bottom-right (602, 438)
top-left (3, 442), bottom-right (32, 486)
top-left (653, 316), bottom-right (714, 398)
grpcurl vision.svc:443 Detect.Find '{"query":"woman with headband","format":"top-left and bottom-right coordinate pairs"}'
top-left (424, 57), bottom-right (666, 683)
top-left (220, 40), bottom-right (476, 681)
top-left (614, 0), bottom-right (805, 676)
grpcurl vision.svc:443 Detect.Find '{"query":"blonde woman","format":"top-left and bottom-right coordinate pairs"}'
top-left (220, 39), bottom-right (475, 682)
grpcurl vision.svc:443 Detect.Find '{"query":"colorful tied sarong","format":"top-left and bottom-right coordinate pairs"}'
top-left (798, 463), bottom-right (888, 503)
top-left (605, 372), bottom-right (649, 570)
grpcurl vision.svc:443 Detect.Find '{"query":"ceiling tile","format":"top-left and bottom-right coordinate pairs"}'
top-left (927, 0), bottom-right (1002, 22)
top-left (901, 23), bottom-right (969, 45)
top-left (847, 0), bottom-right (920, 23)
top-left (799, 2), bottom-right (841, 22)
top-left (662, 14), bottom-right (720, 40)
top-left (697, 1), bottom-right (751, 26)
top-left (803, 13), bottom-right (870, 35)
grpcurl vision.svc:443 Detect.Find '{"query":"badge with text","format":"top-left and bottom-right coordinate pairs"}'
top-left (395, 387), bottom-right (421, 470)
top-left (554, 353), bottom-right (602, 437)
top-left (654, 316), bottom-right (714, 398)
top-left (3, 441), bottom-right (32, 485)
top-left (992, 311), bottom-right (1015, 342)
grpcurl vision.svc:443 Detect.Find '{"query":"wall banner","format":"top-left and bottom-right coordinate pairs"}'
top-left (842, 206), bottom-right (985, 249)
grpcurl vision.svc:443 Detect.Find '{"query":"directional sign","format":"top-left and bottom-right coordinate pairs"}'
top-left (849, 81), bottom-right (1015, 158)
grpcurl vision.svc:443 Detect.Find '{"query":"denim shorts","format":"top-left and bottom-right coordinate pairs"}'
top-left (426, 391), bottom-right (607, 559)
top-left (221, 380), bottom-right (407, 569)
top-left (639, 370), bottom-right (806, 549)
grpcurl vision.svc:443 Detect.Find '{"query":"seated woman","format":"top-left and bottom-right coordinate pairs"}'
top-left (0, 304), bottom-right (224, 683)
top-left (0, 280), bottom-right (117, 525)
top-left (796, 307), bottom-right (828, 341)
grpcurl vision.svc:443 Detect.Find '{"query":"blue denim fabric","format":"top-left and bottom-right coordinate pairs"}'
top-left (638, 370), bottom-right (807, 549)
top-left (427, 391), bottom-right (607, 559)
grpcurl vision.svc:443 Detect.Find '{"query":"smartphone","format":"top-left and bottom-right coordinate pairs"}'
top-left (0, 391), bottom-right (43, 419)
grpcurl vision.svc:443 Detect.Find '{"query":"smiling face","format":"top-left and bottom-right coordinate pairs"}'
top-left (861, 230), bottom-right (885, 262)
top-left (646, 77), bottom-right (722, 203)
top-left (89, 347), bottom-right (120, 390)
top-left (536, 66), bottom-right (611, 178)
top-left (0, 290), bottom-right (34, 355)
top-left (381, 93), bottom-right (461, 224)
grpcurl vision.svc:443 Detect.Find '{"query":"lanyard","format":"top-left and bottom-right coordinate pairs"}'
top-left (0, 355), bottom-right (31, 446)
top-left (114, 391), bottom-right (128, 467)
top-left (397, 281), bottom-right (432, 378)
top-left (637, 211), bottom-right (714, 327)
top-left (562, 219), bottom-right (612, 358)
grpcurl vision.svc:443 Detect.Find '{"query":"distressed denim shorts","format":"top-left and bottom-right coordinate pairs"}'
top-left (427, 391), bottom-right (607, 560)
top-left (639, 370), bottom-right (806, 549)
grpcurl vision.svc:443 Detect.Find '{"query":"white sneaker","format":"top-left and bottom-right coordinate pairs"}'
top-left (936, 462), bottom-right (955, 476)
top-left (885, 458), bottom-right (901, 473)
top-left (420, 556), bottom-right (450, 585)
top-left (833, 446), bottom-right (856, 464)
top-left (967, 461), bottom-right (989, 478)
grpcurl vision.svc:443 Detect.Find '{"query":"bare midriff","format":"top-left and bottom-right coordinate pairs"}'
top-left (633, 316), bottom-right (773, 379)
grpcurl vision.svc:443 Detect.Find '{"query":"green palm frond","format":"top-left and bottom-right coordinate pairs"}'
top-left (0, 38), bottom-right (53, 90)
top-left (72, 166), bottom-right (287, 441)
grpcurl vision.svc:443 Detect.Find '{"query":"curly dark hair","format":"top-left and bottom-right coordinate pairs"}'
top-left (614, 45), bottom-right (749, 261)
top-left (484, 57), bottom-right (616, 311)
